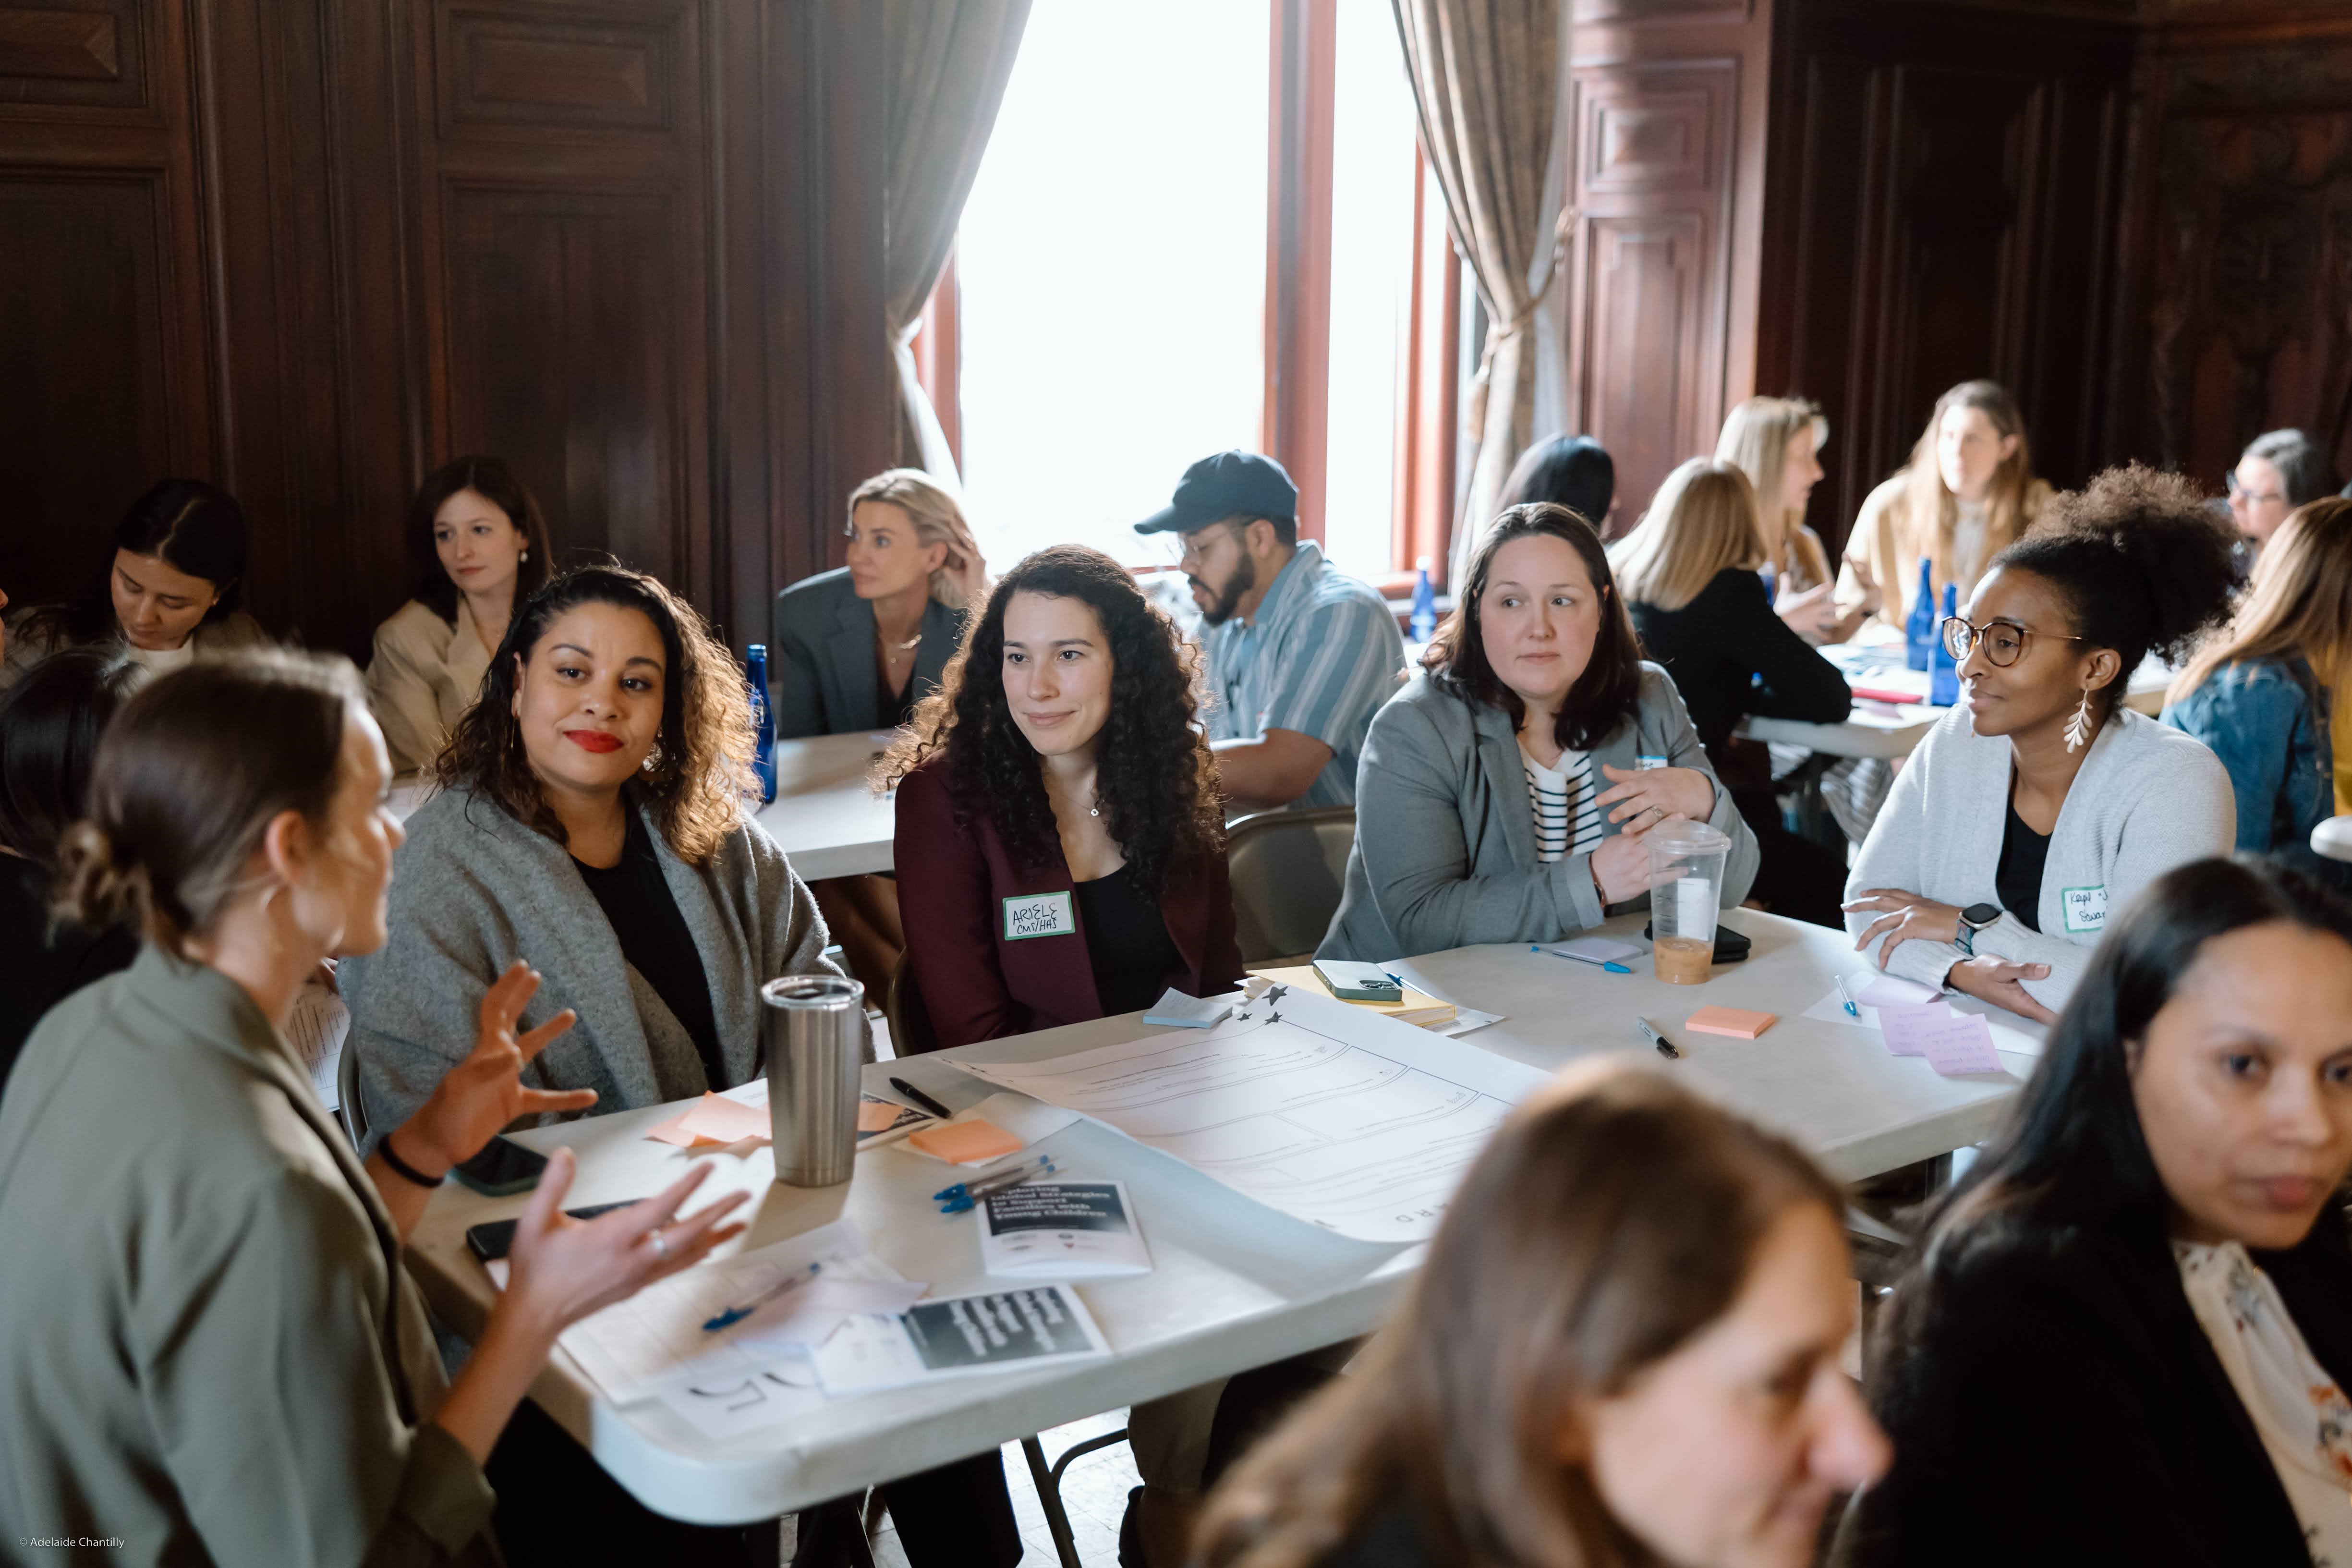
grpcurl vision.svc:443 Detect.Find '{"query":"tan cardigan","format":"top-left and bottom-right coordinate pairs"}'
top-left (367, 598), bottom-right (494, 774)
top-left (1835, 474), bottom-right (2053, 631)
top-left (0, 947), bottom-right (498, 1565)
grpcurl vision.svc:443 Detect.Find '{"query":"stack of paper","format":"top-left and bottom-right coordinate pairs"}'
top-left (1252, 963), bottom-right (1457, 1029)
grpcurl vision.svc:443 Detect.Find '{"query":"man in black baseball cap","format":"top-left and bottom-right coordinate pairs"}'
top-left (1133, 449), bottom-right (1402, 812)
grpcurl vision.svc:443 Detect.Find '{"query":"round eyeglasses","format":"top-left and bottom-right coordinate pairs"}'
top-left (1940, 615), bottom-right (2089, 668)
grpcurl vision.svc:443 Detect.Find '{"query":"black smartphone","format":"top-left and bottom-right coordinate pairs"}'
top-left (465, 1201), bottom-right (639, 1265)
top-left (1642, 918), bottom-right (1753, 963)
top-left (451, 1135), bottom-right (548, 1198)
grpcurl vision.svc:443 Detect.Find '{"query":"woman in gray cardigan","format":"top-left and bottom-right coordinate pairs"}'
top-left (342, 564), bottom-right (843, 1141)
top-left (1321, 506), bottom-right (1758, 963)
top-left (1846, 467), bottom-right (2241, 1021)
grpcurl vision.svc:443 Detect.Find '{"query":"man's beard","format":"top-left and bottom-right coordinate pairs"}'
top-left (1191, 555), bottom-right (1257, 627)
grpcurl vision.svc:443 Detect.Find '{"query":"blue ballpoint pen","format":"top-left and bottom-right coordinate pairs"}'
top-left (1532, 944), bottom-right (1631, 974)
top-left (1834, 974), bottom-right (1858, 1017)
top-left (702, 1261), bottom-right (823, 1333)
top-left (932, 1155), bottom-right (1057, 1208)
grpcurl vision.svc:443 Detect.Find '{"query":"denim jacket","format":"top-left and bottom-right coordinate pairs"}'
top-left (2160, 656), bottom-right (2333, 855)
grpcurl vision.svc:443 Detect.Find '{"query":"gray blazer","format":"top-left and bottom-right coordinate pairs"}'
top-left (0, 947), bottom-right (496, 1565)
top-left (771, 566), bottom-right (965, 739)
top-left (1318, 665), bottom-right (1760, 961)
top-left (340, 785), bottom-right (849, 1151)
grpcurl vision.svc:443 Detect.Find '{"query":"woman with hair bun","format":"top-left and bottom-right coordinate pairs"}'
top-left (0, 479), bottom-right (271, 692)
top-left (1844, 465), bottom-right (2240, 1021)
top-left (885, 544), bottom-right (1241, 1048)
top-left (0, 650), bottom-right (748, 1564)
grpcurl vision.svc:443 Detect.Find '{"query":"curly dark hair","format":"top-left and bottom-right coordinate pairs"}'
top-left (434, 562), bottom-right (756, 865)
top-left (881, 545), bottom-right (1223, 898)
top-left (1993, 463), bottom-right (2239, 729)
top-left (1424, 502), bottom-right (1645, 751)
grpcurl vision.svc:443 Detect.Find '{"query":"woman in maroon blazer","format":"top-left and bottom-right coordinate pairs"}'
top-left (885, 544), bottom-right (1243, 1048)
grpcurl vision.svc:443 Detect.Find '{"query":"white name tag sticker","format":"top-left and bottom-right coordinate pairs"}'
top-left (2061, 885), bottom-right (2108, 934)
top-left (1002, 891), bottom-right (1077, 942)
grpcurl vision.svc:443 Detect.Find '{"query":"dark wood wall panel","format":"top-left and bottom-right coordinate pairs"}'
top-left (1755, 0), bottom-right (2134, 557)
top-left (442, 187), bottom-right (694, 578)
top-left (0, 0), bottom-right (892, 662)
top-left (2116, 17), bottom-right (2352, 491)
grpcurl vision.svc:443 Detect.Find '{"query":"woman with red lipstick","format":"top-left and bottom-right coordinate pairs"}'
top-left (365, 455), bottom-right (554, 774)
top-left (1318, 503), bottom-right (1758, 963)
top-left (343, 562), bottom-right (1026, 1564)
top-left (884, 544), bottom-right (1240, 1048)
top-left (1842, 857), bottom-right (2352, 1568)
top-left (1843, 467), bottom-right (2239, 1021)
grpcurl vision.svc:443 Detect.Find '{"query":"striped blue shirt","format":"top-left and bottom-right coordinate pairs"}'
top-left (1205, 541), bottom-right (1406, 809)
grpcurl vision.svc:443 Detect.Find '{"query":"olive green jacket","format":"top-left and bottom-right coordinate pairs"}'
top-left (0, 947), bottom-right (500, 1566)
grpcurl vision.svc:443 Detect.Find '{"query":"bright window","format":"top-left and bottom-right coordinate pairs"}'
top-left (956, 2), bottom-right (1271, 571)
top-left (1318, 0), bottom-right (1420, 579)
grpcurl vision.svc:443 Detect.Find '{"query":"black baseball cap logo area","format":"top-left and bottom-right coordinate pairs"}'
top-left (1133, 450), bottom-right (1299, 536)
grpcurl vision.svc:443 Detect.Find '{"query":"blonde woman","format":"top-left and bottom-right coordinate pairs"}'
top-left (1717, 395), bottom-right (1863, 643)
top-left (1616, 459), bottom-right (1852, 925)
top-left (771, 468), bottom-right (989, 739)
top-left (2162, 497), bottom-right (2352, 863)
top-left (1835, 380), bottom-right (2052, 631)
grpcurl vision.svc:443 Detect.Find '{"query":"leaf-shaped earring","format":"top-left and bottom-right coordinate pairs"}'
top-left (2064, 690), bottom-right (2095, 753)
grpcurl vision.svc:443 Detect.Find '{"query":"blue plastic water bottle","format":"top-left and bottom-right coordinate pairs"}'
top-left (1904, 558), bottom-right (1936, 671)
top-left (744, 644), bottom-right (777, 803)
top-left (1929, 583), bottom-right (1960, 706)
top-left (1409, 557), bottom-right (1438, 644)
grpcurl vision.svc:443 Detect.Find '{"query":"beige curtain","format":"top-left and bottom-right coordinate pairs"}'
top-left (882, 0), bottom-right (1032, 482)
top-left (1390, 0), bottom-right (1569, 585)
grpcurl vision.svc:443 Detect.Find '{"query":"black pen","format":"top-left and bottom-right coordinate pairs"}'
top-left (888, 1075), bottom-right (955, 1120)
top-left (1637, 1019), bottom-right (1680, 1059)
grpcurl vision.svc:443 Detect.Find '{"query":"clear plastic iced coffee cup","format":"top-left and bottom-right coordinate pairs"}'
top-left (1649, 820), bottom-right (1732, 985)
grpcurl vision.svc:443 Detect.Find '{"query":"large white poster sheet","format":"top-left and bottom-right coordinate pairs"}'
top-left (949, 986), bottom-right (1552, 1241)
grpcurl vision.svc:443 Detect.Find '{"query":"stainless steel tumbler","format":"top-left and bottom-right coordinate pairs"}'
top-left (761, 974), bottom-right (865, 1187)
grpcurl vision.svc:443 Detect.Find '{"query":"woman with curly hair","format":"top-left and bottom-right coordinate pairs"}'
top-left (1844, 465), bottom-right (2239, 1023)
top-left (885, 544), bottom-right (1242, 1050)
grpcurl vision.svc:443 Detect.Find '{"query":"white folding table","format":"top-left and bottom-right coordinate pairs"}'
top-left (403, 907), bottom-right (2037, 1525)
top-left (1736, 635), bottom-right (2172, 760)
top-left (749, 731), bottom-right (901, 880)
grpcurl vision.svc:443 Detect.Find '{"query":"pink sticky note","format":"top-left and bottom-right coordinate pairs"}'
top-left (908, 1118), bottom-right (1023, 1165)
top-left (1919, 1012), bottom-right (2003, 1076)
top-left (857, 1099), bottom-right (903, 1133)
top-left (1685, 1005), bottom-right (1776, 1039)
top-left (1858, 976), bottom-right (1940, 1009)
top-left (1876, 1003), bottom-right (1946, 1057)
top-left (677, 1092), bottom-right (772, 1145)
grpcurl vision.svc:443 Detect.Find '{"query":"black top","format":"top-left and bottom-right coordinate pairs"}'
top-left (1627, 568), bottom-right (1852, 761)
top-left (1073, 864), bottom-right (1186, 1017)
top-left (877, 667), bottom-right (916, 730)
top-left (1842, 1204), bottom-right (2352, 1567)
top-left (571, 810), bottom-right (725, 1090)
top-left (0, 853), bottom-right (138, 1093)
top-left (1311, 1502), bottom-right (1445, 1568)
top-left (1994, 802), bottom-right (2050, 932)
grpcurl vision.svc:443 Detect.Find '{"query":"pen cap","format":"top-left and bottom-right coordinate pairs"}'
top-left (761, 974), bottom-right (865, 1187)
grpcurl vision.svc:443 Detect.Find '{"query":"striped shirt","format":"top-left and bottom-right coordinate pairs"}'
top-left (1521, 742), bottom-right (1603, 863)
top-left (1205, 541), bottom-right (1406, 809)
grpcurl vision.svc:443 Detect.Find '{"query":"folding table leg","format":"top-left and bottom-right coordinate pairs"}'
top-left (1020, 1428), bottom-right (1133, 1568)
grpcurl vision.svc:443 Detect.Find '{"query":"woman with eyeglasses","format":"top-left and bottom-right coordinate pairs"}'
top-left (2226, 429), bottom-right (2340, 564)
top-left (1842, 466), bottom-right (2239, 1022)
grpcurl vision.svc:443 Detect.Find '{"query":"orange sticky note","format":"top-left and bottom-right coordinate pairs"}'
top-left (646, 1110), bottom-right (713, 1148)
top-left (677, 1092), bottom-right (772, 1145)
top-left (907, 1118), bottom-right (1023, 1165)
top-left (857, 1099), bottom-right (904, 1133)
top-left (1685, 1005), bottom-right (1776, 1039)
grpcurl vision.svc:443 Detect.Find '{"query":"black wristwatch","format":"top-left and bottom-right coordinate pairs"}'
top-left (1954, 902), bottom-right (2001, 956)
